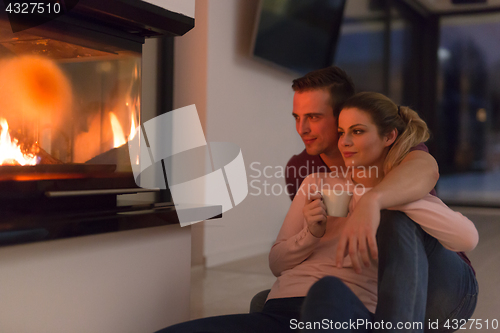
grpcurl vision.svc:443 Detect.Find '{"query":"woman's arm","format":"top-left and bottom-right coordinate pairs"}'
top-left (269, 175), bottom-right (325, 277)
top-left (391, 195), bottom-right (479, 252)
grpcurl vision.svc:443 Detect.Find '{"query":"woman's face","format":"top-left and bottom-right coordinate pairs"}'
top-left (337, 107), bottom-right (395, 171)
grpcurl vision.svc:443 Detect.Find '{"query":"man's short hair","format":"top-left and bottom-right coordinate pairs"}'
top-left (292, 66), bottom-right (355, 117)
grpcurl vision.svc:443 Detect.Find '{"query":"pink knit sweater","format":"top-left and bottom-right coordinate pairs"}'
top-left (267, 173), bottom-right (478, 313)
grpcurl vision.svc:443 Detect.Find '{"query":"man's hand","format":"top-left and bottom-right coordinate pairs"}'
top-left (304, 192), bottom-right (327, 238)
top-left (336, 192), bottom-right (381, 273)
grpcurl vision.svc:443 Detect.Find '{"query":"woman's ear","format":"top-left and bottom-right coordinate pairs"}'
top-left (385, 129), bottom-right (398, 147)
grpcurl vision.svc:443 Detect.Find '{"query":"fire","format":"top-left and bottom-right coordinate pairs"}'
top-left (109, 112), bottom-right (127, 148)
top-left (109, 107), bottom-right (137, 148)
top-left (109, 64), bottom-right (139, 149)
top-left (129, 105), bottom-right (137, 141)
top-left (0, 118), bottom-right (37, 166)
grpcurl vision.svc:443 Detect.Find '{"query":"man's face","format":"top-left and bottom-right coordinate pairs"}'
top-left (292, 89), bottom-right (338, 157)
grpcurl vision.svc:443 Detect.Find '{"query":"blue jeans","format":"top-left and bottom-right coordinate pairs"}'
top-left (301, 210), bottom-right (478, 332)
top-left (301, 276), bottom-right (374, 332)
top-left (154, 297), bottom-right (304, 333)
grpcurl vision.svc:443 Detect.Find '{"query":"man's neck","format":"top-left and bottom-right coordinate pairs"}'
top-left (319, 152), bottom-right (345, 171)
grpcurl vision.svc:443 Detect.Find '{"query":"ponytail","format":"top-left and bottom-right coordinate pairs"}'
top-left (384, 106), bottom-right (430, 174)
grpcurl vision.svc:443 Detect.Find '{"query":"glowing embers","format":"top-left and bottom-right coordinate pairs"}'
top-left (0, 118), bottom-right (38, 166)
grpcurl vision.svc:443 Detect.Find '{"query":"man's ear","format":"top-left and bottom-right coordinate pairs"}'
top-left (385, 129), bottom-right (398, 147)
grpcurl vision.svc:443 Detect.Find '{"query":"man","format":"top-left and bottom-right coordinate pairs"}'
top-left (285, 66), bottom-right (476, 332)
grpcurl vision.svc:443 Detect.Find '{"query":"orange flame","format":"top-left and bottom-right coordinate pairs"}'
top-left (109, 100), bottom-right (138, 148)
top-left (128, 104), bottom-right (137, 141)
top-left (0, 118), bottom-right (37, 166)
top-left (109, 112), bottom-right (127, 148)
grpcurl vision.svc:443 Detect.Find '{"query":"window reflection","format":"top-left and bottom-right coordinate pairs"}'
top-left (437, 14), bottom-right (500, 205)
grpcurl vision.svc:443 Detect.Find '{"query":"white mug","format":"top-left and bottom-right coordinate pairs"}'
top-left (321, 189), bottom-right (352, 217)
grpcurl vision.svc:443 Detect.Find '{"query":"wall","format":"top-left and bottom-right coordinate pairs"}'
top-left (173, 0), bottom-right (208, 266)
top-left (0, 225), bottom-right (191, 333)
top-left (174, 0), bottom-right (304, 267)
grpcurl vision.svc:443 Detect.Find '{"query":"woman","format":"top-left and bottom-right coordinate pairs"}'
top-left (274, 92), bottom-right (478, 332)
top-left (156, 92), bottom-right (478, 333)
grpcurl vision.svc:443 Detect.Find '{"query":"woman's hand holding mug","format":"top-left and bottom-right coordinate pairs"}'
top-left (304, 191), bottom-right (327, 238)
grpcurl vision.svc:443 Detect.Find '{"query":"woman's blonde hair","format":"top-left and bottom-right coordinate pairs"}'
top-left (341, 92), bottom-right (430, 174)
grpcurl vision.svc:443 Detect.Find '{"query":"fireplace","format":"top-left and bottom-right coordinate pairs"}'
top-left (0, 0), bottom-right (221, 246)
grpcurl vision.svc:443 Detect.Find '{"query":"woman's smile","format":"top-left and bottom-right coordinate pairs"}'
top-left (342, 151), bottom-right (357, 158)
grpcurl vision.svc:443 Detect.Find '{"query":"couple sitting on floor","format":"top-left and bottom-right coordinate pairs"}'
top-left (156, 67), bottom-right (478, 333)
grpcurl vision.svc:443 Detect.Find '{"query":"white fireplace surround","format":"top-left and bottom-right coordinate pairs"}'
top-left (142, 0), bottom-right (195, 18)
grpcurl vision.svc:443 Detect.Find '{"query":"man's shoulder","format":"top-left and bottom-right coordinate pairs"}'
top-left (410, 142), bottom-right (429, 153)
top-left (286, 149), bottom-right (324, 168)
top-left (409, 142), bottom-right (438, 196)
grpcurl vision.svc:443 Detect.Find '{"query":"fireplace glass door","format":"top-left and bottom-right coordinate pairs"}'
top-left (0, 16), bottom-right (141, 194)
